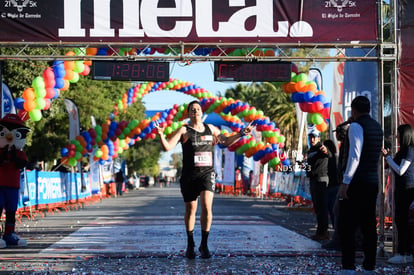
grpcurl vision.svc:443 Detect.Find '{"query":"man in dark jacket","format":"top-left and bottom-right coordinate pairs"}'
top-left (306, 129), bottom-right (331, 241)
top-left (338, 96), bottom-right (383, 274)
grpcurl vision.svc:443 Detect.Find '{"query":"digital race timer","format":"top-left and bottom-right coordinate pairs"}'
top-left (92, 61), bottom-right (169, 82)
top-left (214, 61), bottom-right (292, 82)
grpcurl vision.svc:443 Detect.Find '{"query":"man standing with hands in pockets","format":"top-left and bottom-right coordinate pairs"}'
top-left (155, 100), bottom-right (254, 259)
top-left (337, 96), bottom-right (383, 274)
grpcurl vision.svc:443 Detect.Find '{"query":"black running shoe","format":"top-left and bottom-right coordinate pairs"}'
top-left (198, 245), bottom-right (211, 259)
top-left (186, 245), bottom-right (196, 259)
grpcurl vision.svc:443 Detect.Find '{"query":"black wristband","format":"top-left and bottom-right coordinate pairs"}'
top-left (239, 128), bottom-right (246, 137)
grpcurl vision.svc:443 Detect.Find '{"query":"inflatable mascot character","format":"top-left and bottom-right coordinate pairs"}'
top-left (0, 114), bottom-right (30, 247)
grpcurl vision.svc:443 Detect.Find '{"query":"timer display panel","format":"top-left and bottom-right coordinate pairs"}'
top-left (92, 61), bottom-right (169, 82)
top-left (214, 61), bottom-right (292, 82)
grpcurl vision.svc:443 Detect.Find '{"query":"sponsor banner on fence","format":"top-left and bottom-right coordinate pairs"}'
top-left (20, 170), bottom-right (91, 208)
top-left (0, 0), bottom-right (377, 44)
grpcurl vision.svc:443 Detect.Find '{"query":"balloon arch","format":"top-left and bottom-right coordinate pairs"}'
top-left (12, 48), bottom-right (331, 170)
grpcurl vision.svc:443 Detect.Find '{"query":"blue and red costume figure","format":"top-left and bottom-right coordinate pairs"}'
top-left (0, 114), bottom-right (30, 248)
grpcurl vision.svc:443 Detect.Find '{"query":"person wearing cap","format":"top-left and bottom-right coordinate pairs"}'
top-left (322, 122), bottom-right (351, 251)
top-left (305, 128), bottom-right (331, 241)
top-left (337, 96), bottom-right (383, 274)
top-left (0, 114), bottom-right (30, 248)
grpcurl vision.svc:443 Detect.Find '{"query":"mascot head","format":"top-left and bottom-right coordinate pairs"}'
top-left (0, 114), bottom-right (30, 150)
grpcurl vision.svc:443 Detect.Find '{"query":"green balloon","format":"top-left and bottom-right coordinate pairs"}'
top-left (69, 72), bottom-right (79, 83)
top-left (95, 125), bottom-right (102, 134)
top-left (296, 73), bottom-right (308, 82)
top-left (68, 158), bottom-right (77, 166)
top-left (29, 109), bottom-right (42, 121)
top-left (34, 87), bottom-right (46, 98)
top-left (32, 76), bottom-right (45, 90)
top-left (35, 98), bottom-right (46, 110)
top-left (73, 61), bottom-right (85, 73)
top-left (75, 151), bottom-right (82, 160)
top-left (95, 150), bottom-right (103, 158)
top-left (311, 113), bottom-right (324, 125)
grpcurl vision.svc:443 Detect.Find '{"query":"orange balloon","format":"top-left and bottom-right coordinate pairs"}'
top-left (305, 83), bottom-right (318, 93)
top-left (61, 157), bottom-right (69, 164)
top-left (22, 88), bottom-right (35, 101)
top-left (64, 70), bottom-right (74, 80)
top-left (316, 121), bottom-right (328, 132)
top-left (60, 80), bottom-right (70, 91)
top-left (283, 82), bottom-right (296, 93)
top-left (294, 81), bottom-right (306, 92)
top-left (23, 100), bottom-right (36, 112)
top-left (64, 61), bottom-right (75, 71)
top-left (86, 48), bottom-right (98, 56)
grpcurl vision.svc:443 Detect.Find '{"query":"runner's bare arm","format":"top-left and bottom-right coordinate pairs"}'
top-left (210, 122), bottom-right (255, 147)
top-left (155, 121), bottom-right (186, 151)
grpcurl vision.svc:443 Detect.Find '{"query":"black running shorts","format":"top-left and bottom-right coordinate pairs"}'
top-left (180, 171), bottom-right (216, 202)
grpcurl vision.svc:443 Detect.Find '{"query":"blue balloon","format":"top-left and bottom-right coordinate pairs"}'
top-left (110, 121), bottom-right (118, 130)
top-left (296, 92), bottom-right (305, 103)
top-left (282, 159), bottom-right (291, 166)
top-left (323, 102), bottom-right (331, 108)
top-left (253, 150), bottom-right (265, 161)
top-left (14, 98), bottom-right (25, 109)
top-left (271, 143), bottom-right (279, 151)
top-left (304, 91), bottom-right (314, 102)
top-left (143, 127), bottom-right (151, 134)
top-left (54, 78), bottom-right (65, 89)
top-left (314, 94), bottom-right (327, 104)
top-left (53, 88), bottom-right (60, 99)
top-left (291, 93), bottom-right (299, 103)
top-left (61, 147), bottom-right (69, 157)
top-left (97, 48), bottom-right (108, 55)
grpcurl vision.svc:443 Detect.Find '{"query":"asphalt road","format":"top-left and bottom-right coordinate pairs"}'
top-left (1, 183), bottom-right (413, 274)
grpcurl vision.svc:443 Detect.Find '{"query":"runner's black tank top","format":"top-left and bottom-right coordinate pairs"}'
top-left (181, 124), bottom-right (214, 176)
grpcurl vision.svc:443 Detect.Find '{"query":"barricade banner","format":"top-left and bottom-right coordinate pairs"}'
top-left (21, 170), bottom-right (91, 208)
top-left (267, 171), bottom-right (311, 200)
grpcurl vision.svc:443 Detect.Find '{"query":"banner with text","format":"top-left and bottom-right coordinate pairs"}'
top-left (343, 48), bottom-right (378, 121)
top-left (0, 0), bottom-right (377, 44)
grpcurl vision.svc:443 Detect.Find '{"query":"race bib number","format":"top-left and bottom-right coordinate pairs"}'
top-left (194, 152), bottom-right (212, 167)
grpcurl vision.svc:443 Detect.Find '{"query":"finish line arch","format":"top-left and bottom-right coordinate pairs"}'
top-left (10, 48), bottom-right (329, 171)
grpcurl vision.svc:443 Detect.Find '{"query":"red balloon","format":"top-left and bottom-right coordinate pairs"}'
top-left (80, 65), bottom-right (90, 76)
top-left (312, 102), bottom-right (324, 113)
top-left (322, 107), bottom-right (331, 119)
top-left (43, 99), bottom-right (51, 110)
top-left (42, 68), bottom-right (55, 80)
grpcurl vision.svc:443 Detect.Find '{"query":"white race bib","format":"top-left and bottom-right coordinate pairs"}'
top-left (194, 152), bottom-right (212, 167)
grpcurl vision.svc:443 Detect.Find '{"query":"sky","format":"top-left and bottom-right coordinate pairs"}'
top-left (142, 61), bottom-right (334, 164)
